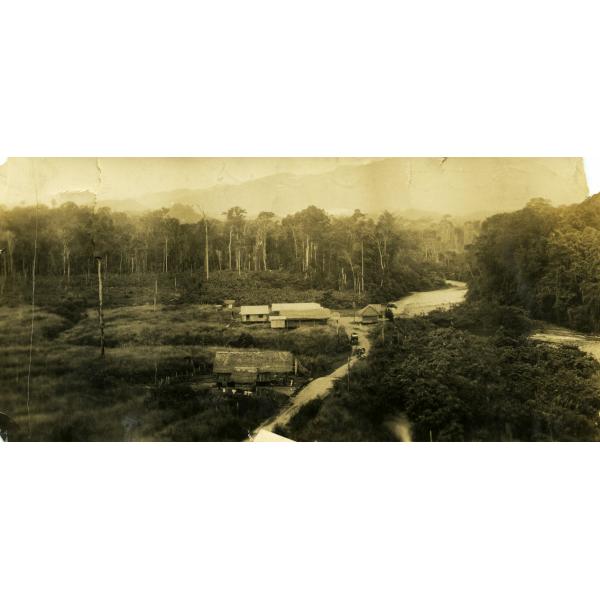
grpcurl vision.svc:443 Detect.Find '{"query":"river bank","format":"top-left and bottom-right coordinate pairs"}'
top-left (252, 280), bottom-right (468, 438)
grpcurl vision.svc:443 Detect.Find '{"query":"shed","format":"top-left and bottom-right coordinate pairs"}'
top-left (359, 304), bottom-right (382, 324)
top-left (269, 315), bottom-right (287, 329)
top-left (223, 299), bottom-right (236, 309)
top-left (240, 305), bottom-right (270, 323)
top-left (213, 350), bottom-right (296, 387)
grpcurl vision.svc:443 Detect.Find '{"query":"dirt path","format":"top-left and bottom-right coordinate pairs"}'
top-left (251, 280), bottom-right (468, 439)
top-left (254, 316), bottom-right (370, 434)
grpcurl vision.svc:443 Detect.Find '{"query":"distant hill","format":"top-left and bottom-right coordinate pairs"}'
top-left (42, 158), bottom-right (588, 218)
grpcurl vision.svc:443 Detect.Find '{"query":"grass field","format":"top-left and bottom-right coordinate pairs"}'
top-left (0, 283), bottom-right (351, 441)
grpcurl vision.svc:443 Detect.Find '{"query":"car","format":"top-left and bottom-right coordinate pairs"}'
top-left (350, 333), bottom-right (359, 345)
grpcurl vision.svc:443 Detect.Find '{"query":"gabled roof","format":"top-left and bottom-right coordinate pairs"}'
top-left (279, 308), bottom-right (332, 320)
top-left (240, 305), bottom-right (269, 315)
top-left (359, 304), bottom-right (383, 316)
top-left (271, 302), bottom-right (322, 312)
top-left (214, 350), bottom-right (294, 373)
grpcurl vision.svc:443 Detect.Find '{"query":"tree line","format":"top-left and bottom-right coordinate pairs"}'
top-left (467, 195), bottom-right (600, 332)
top-left (0, 202), bottom-right (470, 300)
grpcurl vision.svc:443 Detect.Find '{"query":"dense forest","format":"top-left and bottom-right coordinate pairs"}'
top-left (468, 195), bottom-right (600, 332)
top-left (280, 301), bottom-right (600, 442)
top-left (0, 202), bottom-right (472, 304)
top-left (279, 195), bottom-right (600, 442)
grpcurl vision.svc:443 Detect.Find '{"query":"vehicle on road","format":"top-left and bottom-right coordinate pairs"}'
top-left (353, 346), bottom-right (366, 359)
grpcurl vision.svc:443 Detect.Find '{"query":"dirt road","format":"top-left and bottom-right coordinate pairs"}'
top-left (251, 281), bottom-right (468, 438)
top-left (255, 316), bottom-right (370, 434)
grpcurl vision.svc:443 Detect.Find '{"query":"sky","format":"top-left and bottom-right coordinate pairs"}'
top-left (0, 158), bottom-right (375, 205)
top-left (0, 157), bottom-right (598, 209)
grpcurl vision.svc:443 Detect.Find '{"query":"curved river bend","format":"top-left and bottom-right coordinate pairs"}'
top-left (252, 280), bottom-right (600, 439)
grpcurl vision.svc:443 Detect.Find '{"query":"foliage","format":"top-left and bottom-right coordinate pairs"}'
top-left (282, 302), bottom-right (600, 442)
top-left (0, 202), bottom-right (470, 307)
top-left (468, 195), bottom-right (600, 332)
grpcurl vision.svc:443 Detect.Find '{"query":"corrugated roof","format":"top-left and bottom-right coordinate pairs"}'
top-left (279, 308), bottom-right (332, 320)
top-left (214, 350), bottom-right (295, 373)
top-left (271, 302), bottom-right (322, 312)
top-left (240, 305), bottom-right (269, 315)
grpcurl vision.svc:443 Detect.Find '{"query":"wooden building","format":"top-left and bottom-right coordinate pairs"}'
top-left (223, 299), bottom-right (236, 309)
top-left (270, 302), bottom-right (322, 315)
top-left (359, 304), bottom-right (383, 324)
top-left (240, 305), bottom-right (270, 323)
top-left (274, 308), bottom-right (332, 329)
top-left (213, 350), bottom-right (297, 389)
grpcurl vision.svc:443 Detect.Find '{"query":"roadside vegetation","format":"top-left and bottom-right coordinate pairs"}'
top-left (281, 301), bottom-right (600, 442)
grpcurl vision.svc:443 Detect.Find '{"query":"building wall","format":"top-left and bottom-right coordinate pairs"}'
top-left (361, 315), bottom-right (379, 324)
top-left (242, 314), bottom-right (269, 323)
top-left (285, 318), bottom-right (329, 329)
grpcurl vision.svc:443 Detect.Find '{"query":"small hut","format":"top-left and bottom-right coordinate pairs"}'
top-left (223, 299), bottom-right (236, 309)
top-left (359, 304), bottom-right (382, 324)
top-left (213, 349), bottom-right (297, 389)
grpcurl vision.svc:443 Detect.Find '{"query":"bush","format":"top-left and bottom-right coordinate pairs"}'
top-left (230, 332), bottom-right (256, 348)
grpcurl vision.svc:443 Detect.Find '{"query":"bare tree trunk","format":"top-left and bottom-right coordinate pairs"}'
top-left (291, 227), bottom-right (298, 265)
top-left (204, 218), bottom-right (210, 281)
top-left (360, 239), bottom-right (365, 297)
top-left (96, 258), bottom-right (105, 358)
top-left (305, 234), bottom-right (310, 272)
top-left (228, 228), bottom-right (233, 270)
top-left (164, 237), bottom-right (169, 273)
top-left (154, 278), bottom-right (158, 311)
top-left (263, 230), bottom-right (268, 271)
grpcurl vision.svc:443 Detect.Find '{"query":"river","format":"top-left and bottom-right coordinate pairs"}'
top-left (253, 280), bottom-right (468, 437)
top-left (252, 280), bottom-right (600, 440)
top-left (530, 327), bottom-right (600, 360)
top-left (390, 279), bottom-right (468, 316)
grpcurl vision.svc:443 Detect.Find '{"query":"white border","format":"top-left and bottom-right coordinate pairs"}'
top-left (3, 1), bottom-right (600, 599)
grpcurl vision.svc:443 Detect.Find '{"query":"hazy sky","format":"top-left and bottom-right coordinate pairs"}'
top-left (0, 157), bottom-right (375, 205)
top-left (0, 157), bottom-right (596, 214)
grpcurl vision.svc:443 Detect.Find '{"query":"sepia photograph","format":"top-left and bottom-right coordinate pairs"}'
top-left (6, 1), bottom-right (600, 599)
top-left (1, 157), bottom-right (599, 442)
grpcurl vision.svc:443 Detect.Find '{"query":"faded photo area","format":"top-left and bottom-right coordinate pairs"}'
top-left (1, 157), bottom-right (599, 442)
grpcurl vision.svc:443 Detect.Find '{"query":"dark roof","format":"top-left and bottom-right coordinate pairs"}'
top-left (213, 350), bottom-right (294, 374)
